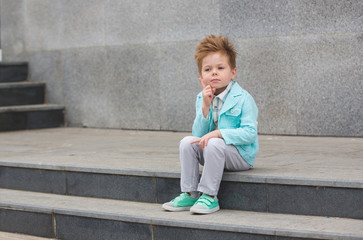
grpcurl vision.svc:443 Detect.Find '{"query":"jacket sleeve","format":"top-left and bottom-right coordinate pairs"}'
top-left (192, 93), bottom-right (212, 137)
top-left (220, 94), bottom-right (258, 145)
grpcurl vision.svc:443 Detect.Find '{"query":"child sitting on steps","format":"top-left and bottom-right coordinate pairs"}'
top-left (163, 35), bottom-right (259, 214)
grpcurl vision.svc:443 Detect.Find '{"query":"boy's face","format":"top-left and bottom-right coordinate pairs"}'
top-left (200, 51), bottom-right (236, 95)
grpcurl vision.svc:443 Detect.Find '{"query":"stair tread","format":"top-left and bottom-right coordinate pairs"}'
top-left (0, 62), bottom-right (28, 66)
top-left (0, 188), bottom-right (362, 239)
top-left (0, 104), bottom-right (65, 112)
top-left (0, 81), bottom-right (45, 89)
top-left (0, 231), bottom-right (55, 240)
top-left (0, 128), bottom-right (362, 189)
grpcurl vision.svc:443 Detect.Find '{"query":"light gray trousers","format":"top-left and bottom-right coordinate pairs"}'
top-left (180, 136), bottom-right (251, 196)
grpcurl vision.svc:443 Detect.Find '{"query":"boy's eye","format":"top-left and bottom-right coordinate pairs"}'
top-left (204, 68), bottom-right (210, 72)
top-left (218, 67), bottom-right (224, 70)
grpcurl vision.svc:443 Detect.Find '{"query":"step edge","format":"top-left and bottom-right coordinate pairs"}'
top-left (0, 62), bottom-right (28, 66)
top-left (0, 160), bottom-right (361, 189)
top-left (1, 196), bottom-right (362, 240)
top-left (0, 82), bottom-right (45, 89)
top-left (0, 104), bottom-right (65, 113)
top-left (0, 231), bottom-right (56, 240)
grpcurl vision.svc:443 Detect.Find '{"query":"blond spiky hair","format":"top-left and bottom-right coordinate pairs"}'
top-left (194, 35), bottom-right (237, 75)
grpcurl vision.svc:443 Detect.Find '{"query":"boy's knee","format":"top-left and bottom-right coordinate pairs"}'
top-left (205, 138), bottom-right (225, 151)
top-left (180, 136), bottom-right (197, 149)
top-left (203, 138), bottom-right (226, 164)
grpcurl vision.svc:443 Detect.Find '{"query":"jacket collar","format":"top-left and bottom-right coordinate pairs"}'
top-left (219, 81), bottom-right (243, 115)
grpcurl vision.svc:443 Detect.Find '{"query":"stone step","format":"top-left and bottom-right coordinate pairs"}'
top-left (1, 189), bottom-right (362, 240)
top-left (1, 128), bottom-right (362, 220)
top-left (0, 62), bottom-right (28, 83)
top-left (0, 105), bottom-right (65, 131)
top-left (1, 163), bottom-right (362, 220)
top-left (0, 82), bottom-right (45, 107)
top-left (0, 231), bottom-right (56, 240)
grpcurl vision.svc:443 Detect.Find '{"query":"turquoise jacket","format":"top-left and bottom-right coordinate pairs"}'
top-left (192, 81), bottom-right (259, 166)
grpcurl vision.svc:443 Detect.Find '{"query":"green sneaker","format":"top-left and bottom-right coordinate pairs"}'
top-left (162, 193), bottom-right (198, 211)
top-left (190, 194), bottom-right (220, 214)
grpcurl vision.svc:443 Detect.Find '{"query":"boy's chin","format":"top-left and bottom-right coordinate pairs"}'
top-left (214, 86), bottom-right (228, 94)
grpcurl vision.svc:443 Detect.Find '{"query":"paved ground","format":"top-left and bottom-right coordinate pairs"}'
top-left (0, 127), bottom-right (362, 188)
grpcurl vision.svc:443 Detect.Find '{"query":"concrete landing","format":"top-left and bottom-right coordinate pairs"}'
top-left (0, 127), bottom-right (362, 188)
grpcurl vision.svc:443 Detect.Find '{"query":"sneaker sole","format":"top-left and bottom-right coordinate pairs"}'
top-left (190, 205), bottom-right (220, 214)
top-left (162, 203), bottom-right (192, 212)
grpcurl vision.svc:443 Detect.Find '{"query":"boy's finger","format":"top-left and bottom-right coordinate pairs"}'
top-left (190, 138), bottom-right (201, 144)
top-left (199, 139), bottom-right (205, 151)
top-left (204, 138), bottom-right (208, 147)
top-left (202, 139), bottom-right (208, 150)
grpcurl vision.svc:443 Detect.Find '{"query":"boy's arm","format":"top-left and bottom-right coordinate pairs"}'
top-left (199, 78), bottom-right (215, 118)
top-left (192, 78), bottom-right (215, 137)
top-left (191, 78), bottom-right (224, 150)
top-left (220, 94), bottom-right (258, 145)
top-left (191, 129), bottom-right (222, 151)
top-left (192, 94), bottom-right (211, 137)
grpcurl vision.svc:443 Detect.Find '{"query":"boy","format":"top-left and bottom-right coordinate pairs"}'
top-left (162, 35), bottom-right (258, 214)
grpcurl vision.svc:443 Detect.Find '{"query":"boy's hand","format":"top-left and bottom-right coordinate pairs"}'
top-left (200, 77), bottom-right (216, 118)
top-left (190, 130), bottom-right (222, 151)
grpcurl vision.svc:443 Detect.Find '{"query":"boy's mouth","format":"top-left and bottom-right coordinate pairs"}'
top-left (210, 79), bottom-right (220, 83)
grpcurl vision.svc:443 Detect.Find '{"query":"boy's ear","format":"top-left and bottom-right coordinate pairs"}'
top-left (231, 68), bottom-right (237, 80)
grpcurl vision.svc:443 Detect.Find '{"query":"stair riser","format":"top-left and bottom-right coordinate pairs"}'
top-left (57, 214), bottom-right (317, 240)
top-left (0, 64), bottom-right (28, 82)
top-left (0, 209), bottom-right (320, 240)
top-left (0, 86), bottom-right (45, 106)
top-left (1, 166), bottom-right (361, 219)
top-left (0, 209), bottom-right (55, 238)
top-left (0, 110), bottom-right (64, 131)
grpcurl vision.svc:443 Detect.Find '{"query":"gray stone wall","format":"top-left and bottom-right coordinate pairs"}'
top-left (1, 0), bottom-right (362, 136)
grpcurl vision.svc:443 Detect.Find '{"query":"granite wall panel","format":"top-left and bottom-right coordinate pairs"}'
top-left (61, 47), bottom-right (109, 127)
top-left (23, 0), bottom-right (63, 51)
top-left (24, 0), bottom-right (105, 51)
top-left (1, 0), bottom-right (362, 136)
top-left (295, 0), bottom-right (363, 35)
top-left (159, 41), bottom-right (200, 131)
top-left (105, 44), bottom-right (161, 130)
top-left (105, 0), bottom-right (159, 45)
top-left (235, 37), bottom-right (298, 135)
top-left (58, 0), bottom-right (105, 49)
top-left (0, 0), bottom-right (27, 61)
top-left (296, 34), bottom-right (363, 136)
top-left (28, 50), bottom-right (64, 104)
top-left (106, 0), bottom-right (220, 44)
top-left (220, 0), bottom-right (296, 38)
top-left (157, 0), bottom-right (220, 42)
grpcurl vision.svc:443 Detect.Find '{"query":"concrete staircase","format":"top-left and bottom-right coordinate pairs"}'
top-left (0, 62), bottom-right (64, 131)
top-left (0, 128), bottom-right (362, 240)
